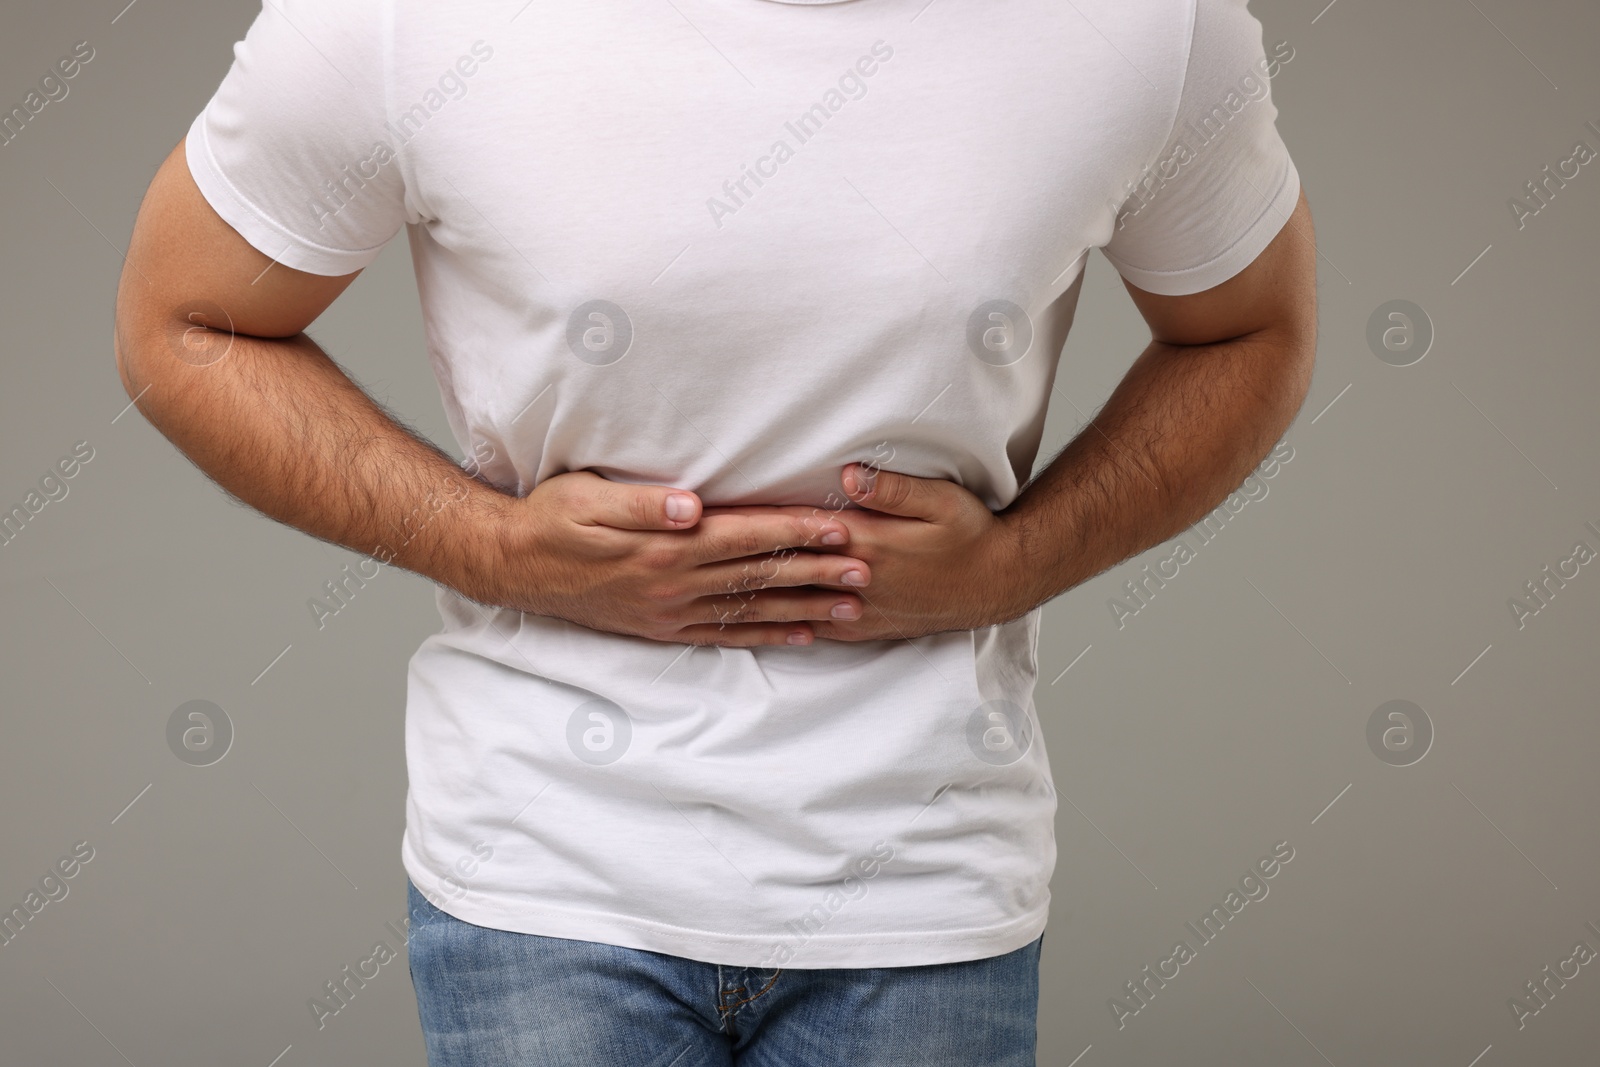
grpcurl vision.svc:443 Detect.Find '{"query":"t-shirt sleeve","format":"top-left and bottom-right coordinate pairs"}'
top-left (183, 0), bottom-right (405, 276)
top-left (1100, 0), bottom-right (1300, 296)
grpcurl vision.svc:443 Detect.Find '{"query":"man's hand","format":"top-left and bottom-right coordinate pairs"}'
top-left (502, 470), bottom-right (875, 646)
top-left (702, 463), bottom-right (1029, 643)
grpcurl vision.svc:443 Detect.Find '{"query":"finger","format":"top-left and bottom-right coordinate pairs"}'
top-left (668, 621), bottom-right (819, 648)
top-left (700, 504), bottom-right (857, 551)
top-left (692, 589), bottom-right (864, 627)
top-left (685, 511), bottom-right (853, 565)
top-left (701, 503), bottom-right (853, 525)
top-left (841, 463), bottom-right (947, 521)
top-left (564, 470), bottom-right (703, 531)
top-left (695, 551), bottom-right (870, 595)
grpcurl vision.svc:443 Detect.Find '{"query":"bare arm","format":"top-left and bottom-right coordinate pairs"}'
top-left (115, 140), bottom-right (872, 646)
top-left (115, 140), bottom-right (520, 601)
top-left (769, 191), bottom-right (1317, 643)
top-left (998, 189), bottom-right (1319, 610)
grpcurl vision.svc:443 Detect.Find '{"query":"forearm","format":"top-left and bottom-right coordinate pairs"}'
top-left (999, 328), bottom-right (1314, 613)
top-left (114, 320), bottom-right (512, 603)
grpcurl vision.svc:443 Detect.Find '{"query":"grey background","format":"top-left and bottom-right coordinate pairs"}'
top-left (2, 1), bottom-right (1597, 1064)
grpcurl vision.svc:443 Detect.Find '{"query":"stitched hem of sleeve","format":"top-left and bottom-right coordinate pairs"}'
top-left (1104, 156), bottom-right (1301, 297)
top-left (183, 108), bottom-right (391, 277)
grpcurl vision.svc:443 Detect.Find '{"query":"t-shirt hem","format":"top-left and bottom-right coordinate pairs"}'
top-left (402, 844), bottom-right (1049, 970)
top-left (183, 109), bottom-right (387, 277)
top-left (1105, 156), bottom-right (1301, 297)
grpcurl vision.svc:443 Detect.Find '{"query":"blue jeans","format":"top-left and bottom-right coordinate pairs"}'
top-left (405, 880), bottom-right (1041, 1066)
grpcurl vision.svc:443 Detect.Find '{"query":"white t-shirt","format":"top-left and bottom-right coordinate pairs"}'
top-left (187, 0), bottom-right (1299, 968)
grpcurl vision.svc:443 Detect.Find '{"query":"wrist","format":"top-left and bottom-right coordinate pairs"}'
top-left (988, 510), bottom-right (1051, 623)
top-left (384, 470), bottom-right (521, 608)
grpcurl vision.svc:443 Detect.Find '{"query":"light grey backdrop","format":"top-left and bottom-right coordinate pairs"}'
top-left (3, 1), bottom-right (1597, 1064)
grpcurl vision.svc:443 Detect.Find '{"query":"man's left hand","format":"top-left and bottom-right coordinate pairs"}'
top-left (701, 463), bottom-right (1037, 642)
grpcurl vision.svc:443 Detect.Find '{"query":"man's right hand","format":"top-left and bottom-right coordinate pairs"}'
top-left (498, 471), bottom-right (871, 647)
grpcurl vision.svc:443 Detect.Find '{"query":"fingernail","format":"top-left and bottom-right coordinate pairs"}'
top-left (665, 494), bottom-right (695, 521)
top-left (821, 530), bottom-right (846, 545)
top-left (841, 570), bottom-right (866, 586)
top-left (787, 631), bottom-right (811, 645)
top-left (831, 602), bottom-right (857, 619)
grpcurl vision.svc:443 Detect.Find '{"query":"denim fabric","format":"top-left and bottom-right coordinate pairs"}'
top-left (406, 880), bottom-right (1041, 1066)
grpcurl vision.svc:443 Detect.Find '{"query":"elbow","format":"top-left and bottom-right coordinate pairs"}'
top-left (112, 262), bottom-right (157, 404)
top-left (112, 281), bottom-right (236, 410)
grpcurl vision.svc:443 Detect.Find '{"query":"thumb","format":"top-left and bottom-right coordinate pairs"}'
top-left (841, 463), bottom-right (944, 521)
top-left (559, 470), bottom-right (702, 530)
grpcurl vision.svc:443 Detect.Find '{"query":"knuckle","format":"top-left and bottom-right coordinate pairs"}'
top-left (731, 527), bottom-right (764, 557)
top-left (628, 490), bottom-right (659, 528)
top-left (541, 478), bottom-right (574, 509)
top-left (641, 578), bottom-right (686, 605)
top-left (570, 469), bottom-right (606, 499)
top-left (816, 561), bottom-right (849, 584)
top-left (641, 606), bottom-right (677, 630)
top-left (709, 569), bottom-right (747, 596)
top-left (636, 540), bottom-right (678, 573)
top-left (729, 565), bottom-right (767, 592)
top-left (696, 531), bottom-right (730, 561)
top-left (592, 480), bottom-right (622, 514)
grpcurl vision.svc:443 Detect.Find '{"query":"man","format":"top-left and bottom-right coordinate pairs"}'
top-left (114, 0), bottom-right (1315, 1062)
